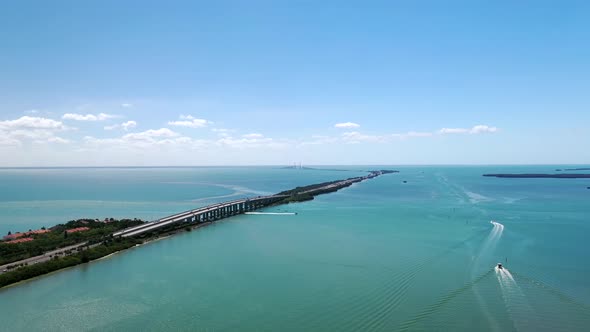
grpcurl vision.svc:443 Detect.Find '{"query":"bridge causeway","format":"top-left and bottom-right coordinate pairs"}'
top-left (114, 195), bottom-right (288, 238)
top-left (114, 170), bottom-right (394, 238)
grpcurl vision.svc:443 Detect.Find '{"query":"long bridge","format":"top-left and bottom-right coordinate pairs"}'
top-left (114, 195), bottom-right (288, 238)
top-left (114, 170), bottom-right (393, 238)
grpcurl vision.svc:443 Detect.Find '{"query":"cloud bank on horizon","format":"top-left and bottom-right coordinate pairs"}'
top-left (0, 109), bottom-right (506, 166)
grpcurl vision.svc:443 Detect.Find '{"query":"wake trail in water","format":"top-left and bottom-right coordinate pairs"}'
top-left (190, 192), bottom-right (243, 202)
top-left (165, 181), bottom-right (272, 203)
top-left (487, 221), bottom-right (504, 247)
top-left (511, 271), bottom-right (590, 312)
top-left (346, 229), bottom-right (490, 332)
top-left (290, 229), bottom-right (490, 332)
top-left (496, 267), bottom-right (539, 331)
top-left (472, 221), bottom-right (503, 270)
top-left (469, 220), bottom-right (505, 330)
top-left (398, 268), bottom-right (495, 331)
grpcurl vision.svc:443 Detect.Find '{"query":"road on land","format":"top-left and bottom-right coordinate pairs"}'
top-left (0, 242), bottom-right (95, 274)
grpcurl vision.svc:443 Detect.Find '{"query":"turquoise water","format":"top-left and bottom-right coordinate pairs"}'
top-left (0, 166), bottom-right (589, 331)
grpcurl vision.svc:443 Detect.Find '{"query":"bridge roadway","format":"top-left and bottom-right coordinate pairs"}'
top-left (115, 195), bottom-right (289, 238)
top-left (115, 172), bottom-right (387, 238)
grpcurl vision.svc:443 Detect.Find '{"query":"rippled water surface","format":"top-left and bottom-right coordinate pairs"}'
top-left (0, 166), bottom-right (589, 331)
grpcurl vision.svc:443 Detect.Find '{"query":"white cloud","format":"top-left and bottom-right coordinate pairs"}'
top-left (302, 130), bottom-right (431, 146)
top-left (341, 131), bottom-right (386, 143)
top-left (84, 130), bottom-right (208, 151)
top-left (299, 135), bottom-right (339, 146)
top-left (104, 120), bottom-right (137, 131)
top-left (121, 103), bottom-right (133, 108)
top-left (242, 133), bottom-right (264, 139)
top-left (439, 128), bottom-right (469, 134)
top-left (168, 115), bottom-right (210, 128)
top-left (121, 121), bottom-right (137, 131)
top-left (391, 131), bottom-right (434, 139)
top-left (0, 133), bottom-right (21, 146)
top-left (47, 137), bottom-right (70, 144)
top-left (216, 135), bottom-right (290, 149)
top-left (439, 125), bottom-right (499, 135)
top-left (301, 124), bottom-right (498, 146)
top-left (9, 129), bottom-right (56, 140)
top-left (83, 136), bottom-right (119, 145)
top-left (31, 136), bottom-right (70, 145)
top-left (168, 119), bottom-right (209, 128)
top-left (0, 116), bottom-right (69, 146)
top-left (470, 125), bottom-right (498, 134)
top-left (123, 128), bottom-right (179, 141)
top-left (0, 116), bottom-right (65, 130)
top-left (62, 113), bottom-right (117, 121)
top-left (211, 128), bottom-right (234, 137)
top-left (334, 122), bottom-right (360, 129)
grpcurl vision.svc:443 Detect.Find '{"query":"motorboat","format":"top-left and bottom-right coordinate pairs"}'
top-left (497, 263), bottom-right (503, 269)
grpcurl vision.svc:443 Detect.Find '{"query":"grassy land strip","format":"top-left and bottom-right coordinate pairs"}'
top-left (0, 238), bottom-right (141, 289)
top-left (0, 219), bottom-right (144, 266)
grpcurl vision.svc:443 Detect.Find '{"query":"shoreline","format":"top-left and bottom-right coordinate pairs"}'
top-left (0, 170), bottom-right (396, 289)
top-left (1, 212), bottom-right (255, 290)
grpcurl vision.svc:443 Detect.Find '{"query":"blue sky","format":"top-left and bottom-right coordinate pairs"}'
top-left (1, 0), bottom-right (589, 166)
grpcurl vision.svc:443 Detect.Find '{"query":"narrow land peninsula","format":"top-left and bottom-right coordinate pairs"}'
top-left (483, 173), bottom-right (590, 179)
top-left (0, 170), bottom-right (396, 288)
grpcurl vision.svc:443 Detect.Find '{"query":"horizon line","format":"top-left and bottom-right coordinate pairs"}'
top-left (0, 163), bottom-right (589, 169)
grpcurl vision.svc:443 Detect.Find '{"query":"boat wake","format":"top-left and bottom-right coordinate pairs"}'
top-left (488, 221), bottom-right (504, 241)
top-left (496, 266), bottom-right (538, 331)
top-left (165, 182), bottom-right (272, 202)
top-left (398, 268), bottom-right (495, 331)
top-left (465, 190), bottom-right (494, 204)
top-left (469, 221), bottom-right (505, 330)
top-left (345, 230), bottom-right (490, 331)
top-left (397, 221), bottom-right (509, 331)
top-left (474, 221), bottom-right (504, 268)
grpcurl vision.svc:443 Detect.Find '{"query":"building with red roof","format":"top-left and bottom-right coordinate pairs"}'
top-left (5, 237), bottom-right (34, 244)
top-left (66, 227), bottom-right (90, 234)
top-left (3, 229), bottom-right (50, 241)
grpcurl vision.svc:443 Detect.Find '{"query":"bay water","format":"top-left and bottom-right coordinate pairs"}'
top-left (0, 166), bottom-right (588, 331)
